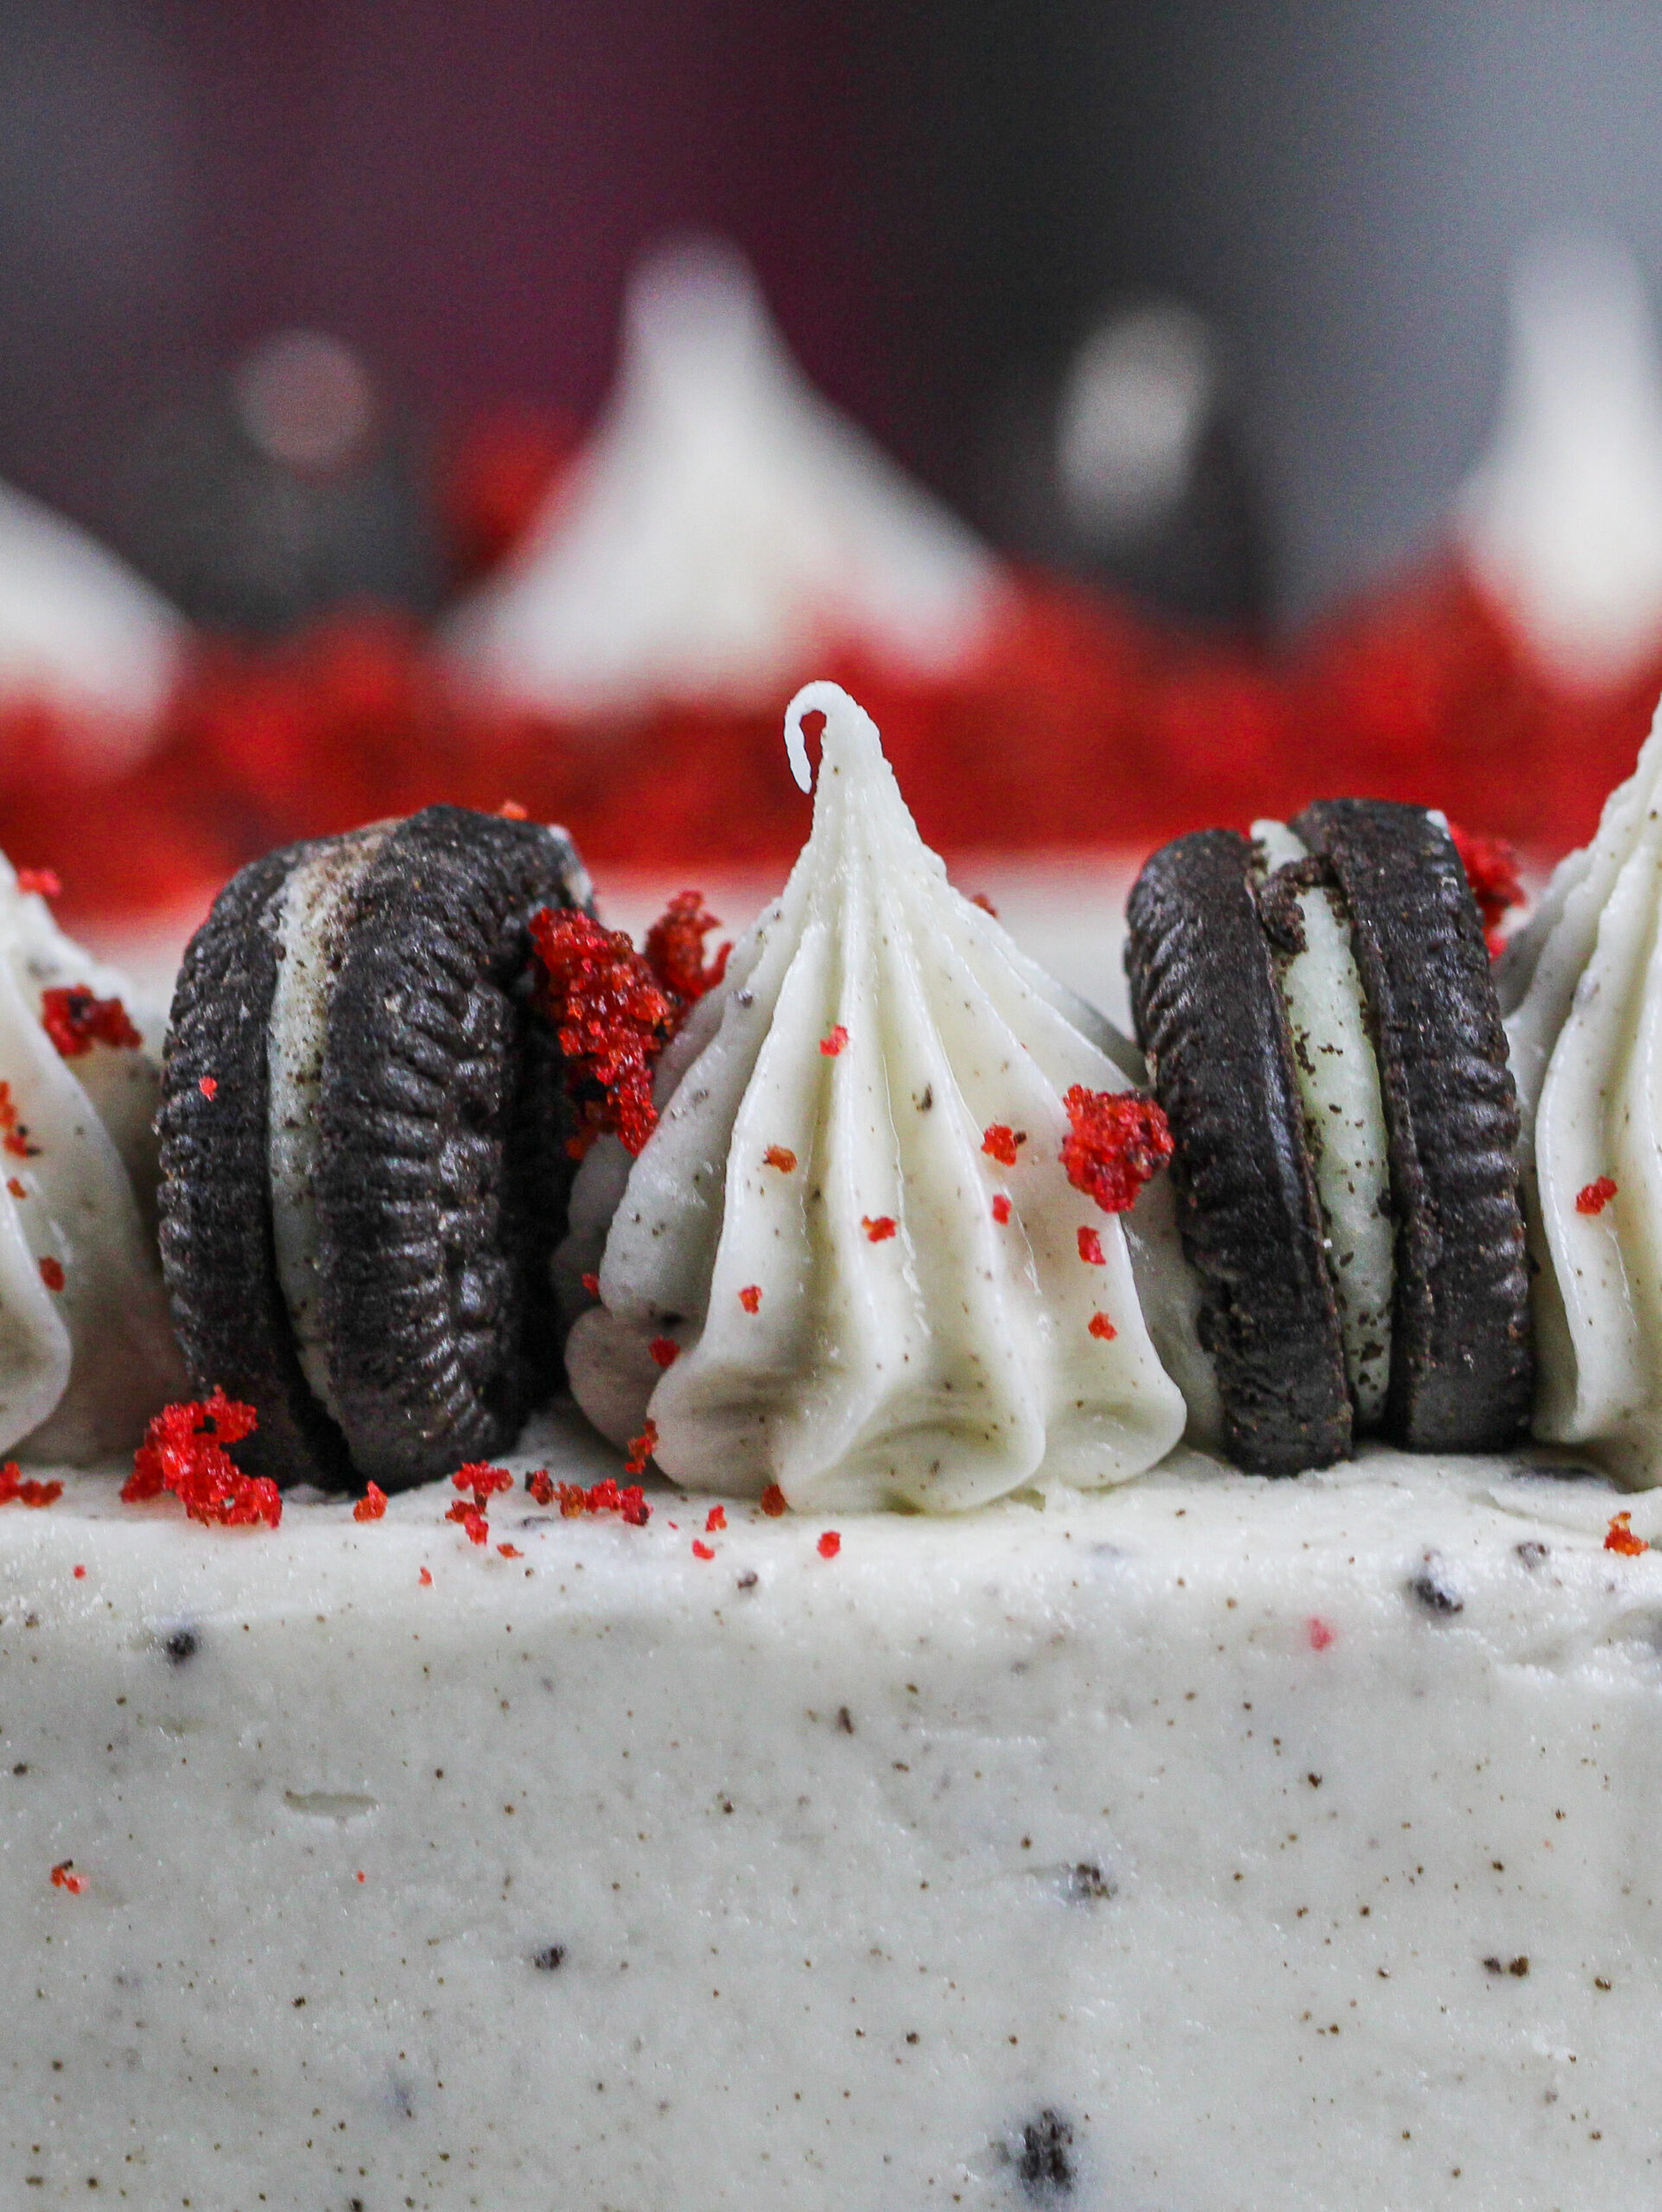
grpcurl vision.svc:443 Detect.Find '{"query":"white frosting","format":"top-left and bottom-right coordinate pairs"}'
top-left (1460, 232), bottom-right (1662, 687)
top-left (0, 475), bottom-right (181, 746)
top-left (446, 240), bottom-right (1002, 715)
top-left (4, 1419), bottom-right (1661, 2209)
top-left (0, 856), bottom-right (182, 1458)
top-left (564, 684), bottom-right (1187, 1509)
top-left (1502, 709), bottom-right (1662, 1480)
top-left (1251, 819), bottom-right (1394, 1423)
top-left (268, 828), bottom-right (391, 1421)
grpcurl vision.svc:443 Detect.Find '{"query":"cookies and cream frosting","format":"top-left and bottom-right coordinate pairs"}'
top-left (1502, 709), bottom-right (1662, 1482)
top-left (0, 856), bottom-right (182, 1459)
top-left (564, 683), bottom-right (1193, 1510)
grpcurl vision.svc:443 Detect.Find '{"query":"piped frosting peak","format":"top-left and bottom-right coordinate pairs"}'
top-left (563, 683), bottom-right (1187, 1511)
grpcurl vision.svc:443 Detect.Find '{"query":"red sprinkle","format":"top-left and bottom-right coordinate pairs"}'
top-left (1061, 1086), bottom-right (1174, 1213)
top-left (199, 1075), bottom-right (218, 1100)
top-left (1077, 1226), bottom-right (1105, 1266)
top-left (418, 1567), bottom-right (433, 1586)
top-left (991, 1193), bottom-right (1012, 1225)
top-left (1308, 1617), bottom-right (1334, 1651)
top-left (454, 1464), bottom-right (514, 1500)
top-left (648, 1335), bottom-right (680, 1369)
top-left (526, 1470), bottom-right (555, 1506)
top-left (1606, 1511), bottom-right (1648, 1556)
top-left (16, 868), bottom-right (60, 898)
top-left (446, 1500), bottom-right (491, 1545)
top-left (581, 1271), bottom-right (600, 1297)
top-left (356, 1871), bottom-right (366, 1884)
top-left (538, 1473), bottom-right (653, 1524)
top-left (738, 1284), bottom-right (762, 1313)
top-left (819, 1025), bottom-right (849, 1057)
top-left (1577, 1177), bottom-right (1619, 1217)
top-left (0, 1081), bottom-right (35, 1158)
top-left (981, 1124), bottom-right (1026, 1167)
top-left (40, 985), bottom-right (142, 1058)
top-left (49, 1860), bottom-right (86, 1895)
top-left (353, 1482), bottom-right (387, 1522)
top-left (862, 1215), bottom-right (897, 1243)
top-left (1448, 821), bottom-right (1525, 955)
top-left (624, 1420), bottom-right (659, 1478)
top-left (817, 1530), bottom-right (842, 1560)
top-left (122, 1390), bottom-right (278, 1529)
top-left (6, 1177), bottom-right (24, 1198)
top-left (496, 798), bottom-right (529, 820)
top-left (1087, 1312), bottom-right (1118, 1340)
top-left (763, 1145), bottom-right (798, 1172)
top-left (72, 1563), bottom-right (85, 1578)
top-left (760, 1483), bottom-right (788, 1516)
top-left (497, 1542), bottom-right (523, 1559)
top-left (705, 1504), bottom-right (727, 1532)
top-left (643, 890), bottom-right (730, 1006)
top-left (691, 1540), bottom-right (716, 1560)
top-left (37, 1255), bottom-right (63, 1293)
top-left (0, 1461), bottom-right (63, 1507)
top-left (530, 907), bottom-right (677, 1158)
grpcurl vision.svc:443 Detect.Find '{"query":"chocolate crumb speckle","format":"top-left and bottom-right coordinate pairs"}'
top-left (837, 1706), bottom-right (855, 1734)
top-left (1065, 1861), bottom-right (1116, 1903)
top-left (532, 1945), bottom-right (566, 1972)
top-left (1016, 2109), bottom-right (1075, 2198)
top-left (1410, 1563), bottom-right (1464, 1616)
top-left (1514, 1540), bottom-right (1549, 1569)
top-left (162, 1628), bottom-right (199, 1665)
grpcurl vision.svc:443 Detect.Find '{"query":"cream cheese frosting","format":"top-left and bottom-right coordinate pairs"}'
top-left (564, 683), bottom-right (1192, 1509)
top-left (0, 857), bottom-right (182, 1458)
top-left (1501, 710), bottom-right (1662, 1481)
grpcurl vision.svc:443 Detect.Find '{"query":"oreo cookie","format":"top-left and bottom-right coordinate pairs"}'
top-left (1126, 802), bottom-right (1531, 1471)
top-left (157, 805), bottom-right (591, 1490)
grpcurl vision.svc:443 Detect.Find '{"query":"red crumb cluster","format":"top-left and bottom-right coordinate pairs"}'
top-left (123, 1392), bottom-right (280, 1529)
top-left (737, 1284), bottom-right (762, 1314)
top-left (530, 908), bottom-right (676, 1159)
top-left (40, 985), bottom-right (142, 1058)
top-left (38, 1255), bottom-right (63, 1293)
top-left (199, 1075), bottom-right (218, 1100)
top-left (0, 1461), bottom-right (62, 1508)
top-left (1077, 1226), bottom-right (1105, 1266)
top-left (982, 1124), bottom-right (1027, 1168)
top-left (643, 890), bottom-right (731, 1005)
top-left (49, 1860), bottom-right (86, 1894)
top-left (525, 1469), bottom-right (652, 1524)
top-left (691, 1539), bottom-right (715, 1560)
top-left (819, 1026), bottom-right (848, 1057)
top-left (991, 1193), bottom-right (1012, 1225)
top-left (1088, 1312), bottom-right (1118, 1341)
top-left (818, 1530), bottom-right (842, 1559)
top-left (862, 1215), bottom-right (897, 1243)
top-left (446, 1462), bottom-right (513, 1545)
top-left (1448, 821), bottom-right (1525, 954)
top-left (1061, 1086), bottom-right (1174, 1213)
top-left (763, 1145), bottom-right (797, 1172)
top-left (760, 1483), bottom-right (788, 1516)
top-left (624, 1420), bottom-right (659, 1477)
top-left (0, 1081), bottom-right (36, 1160)
top-left (648, 1335), bottom-right (679, 1369)
top-left (1606, 1511), bottom-right (1649, 1556)
top-left (353, 1482), bottom-right (387, 1522)
top-left (1576, 1177), bottom-right (1619, 1217)
top-left (705, 1504), bottom-right (726, 1532)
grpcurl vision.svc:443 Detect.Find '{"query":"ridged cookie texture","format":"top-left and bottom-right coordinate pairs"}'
top-left (1292, 799), bottom-right (1532, 1451)
top-left (1125, 829), bottom-right (1351, 1475)
top-left (157, 806), bottom-right (590, 1490)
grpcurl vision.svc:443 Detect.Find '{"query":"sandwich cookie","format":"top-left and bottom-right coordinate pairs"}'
top-left (157, 805), bottom-right (592, 1490)
top-left (1125, 799), bottom-right (1531, 1472)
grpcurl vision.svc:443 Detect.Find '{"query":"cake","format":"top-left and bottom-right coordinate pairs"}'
top-left (3, 689), bottom-right (1661, 2209)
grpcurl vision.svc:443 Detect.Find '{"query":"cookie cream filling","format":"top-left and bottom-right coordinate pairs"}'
top-left (1501, 709), bottom-right (1662, 1481)
top-left (564, 683), bottom-right (1191, 1510)
top-left (1251, 820), bottom-right (1395, 1423)
top-left (0, 856), bottom-right (182, 1458)
top-left (267, 825), bottom-right (392, 1423)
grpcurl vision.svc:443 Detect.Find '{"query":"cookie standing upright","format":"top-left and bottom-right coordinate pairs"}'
top-left (157, 805), bottom-right (592, 1490)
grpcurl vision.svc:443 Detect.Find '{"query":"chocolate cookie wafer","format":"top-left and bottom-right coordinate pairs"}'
top-left (157, 805), bottom-right (591, 1490)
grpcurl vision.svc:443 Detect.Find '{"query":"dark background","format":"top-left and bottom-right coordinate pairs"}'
top-left (6, 0), bottom-right (1662, 624)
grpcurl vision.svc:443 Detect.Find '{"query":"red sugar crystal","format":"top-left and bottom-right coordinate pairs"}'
top-left (1077, 1226), bottom-right (1105, 1266)
top-left (530, 906), bottom-right (677, 1159)
top-left (643, 889), bottom-right (730, 1005)
top-left (862, 1215), bottom-right (897, 1243)
top-left (73, 1563), bottom-right (85, 1578)
top-left (199, 1075), bottom-right (218, 1100)
top-left (49, 1860), bottom-right (86, 1894)
top-left (691, 1539), bottom-right (715, 1560)
top-left (1062, 1086), bottom-right (1174, 1213)
top-left (763, 1145), bottom-right (797, 1172)
top-left (991, 1193), bottom-right (1012, 1224)
top-left (37, 1255), bottom-right (63, 1292)
top-left (1576, 1177), bottom-right (1618, 1217)
top-left (526, 1470), bottom-right (555, 1506)
top-left (819, 1025), bottom-right (848, 1057)
top-left (40, 985), bottom-right (142, 1058)
top-left (705, 1504), bottom-right (726, 1532)
top-left (738, 1284), bottom-right (762, 1313)
top-left (817, 1530), bottom-right (842, 1560)
top-left (1606, 1511), bottom-right (1648, 1557)
top-left (496, 798), bottom-right (529, 821)
top-left (122, 1390), bottom-right (279, 1529)
top-left (16, 868), bottom-right (60, 898)
top-left (454, 1463), bottom-right (514, 1500)
top-left (649, 1335), bottom-right (679, 1368)
top-left (0, 1461), bottom-right (62, 1509)
top-left (1307, 1617), bottom-right (1334, 1652)
top-left (624, 1420), bottom-right (659, 1478)
top-left (581, 1271), bottom-right (600, 1297)
top-left (418, 1566), bottom-right (433, 1586)
top-left (0, 1081), bottom-right (35, 1159)
top-left (6, 1177), bottom-right (24, 1198)
top-left (1087, 1312), bottom-right (1118, 1340)
top-left (353, 1482), bottom-right (387, 1522)
top-left (549, 1475), bottom-right (652, 1524)
top-left (981, 1124), bottom-right (1026, 1167)
top-left (1448, 821), bottom-right (1525, 954)
top-left (760, 1482), bottom-right (787, 1516)
top-left (497, 1542), bottom-right (523, 1558)
top-left (445, 1499), bottom-right (490, 1545)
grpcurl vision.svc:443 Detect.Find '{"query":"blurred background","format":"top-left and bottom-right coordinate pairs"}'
top-left (3, 0), bottom-right (1662, 962)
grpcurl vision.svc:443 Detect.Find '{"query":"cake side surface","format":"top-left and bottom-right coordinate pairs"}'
top-left (3, 1418), bottom-right (1660, 2210)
